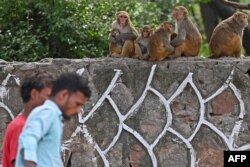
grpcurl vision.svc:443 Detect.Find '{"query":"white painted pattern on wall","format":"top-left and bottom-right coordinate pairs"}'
top-left (0, 66), bottom-right (249, 167)
top-left (62, 64), bottom-right (250, 167)
top-left (0, 74), bottom-right (20, 120)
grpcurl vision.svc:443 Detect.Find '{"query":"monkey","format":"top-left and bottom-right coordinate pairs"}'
top-left (108, 11), bottom-right (138, 57)
top-left (147, 22), bottom-right (175, 61)
top-left (134, 25), bottom-right (153, 60)
top-left (209, 12), bottom-right (249, 58)
top-left (109, 28), bottom-right (123, 57)
top-left (171, 33), bottom-right (177, 41)
top-left (171, 6), bottom-right (202, 57)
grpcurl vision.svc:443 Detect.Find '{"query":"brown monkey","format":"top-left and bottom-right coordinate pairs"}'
top-left (209, 12), bottom-right (248, 58)
top-left (171, 6), bottom-right (202, 57)
top-left (134, 25), bottom-right (153, 60)
top-left (109, 28), bottom-right (123, 57)
top-left (108, 11), bottom-right (138, 57)
top-left (148, 22), bottom-right (175, 61)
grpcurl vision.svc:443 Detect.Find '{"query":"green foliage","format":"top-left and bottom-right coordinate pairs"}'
top-left (0, 0), bottom-right (209, 62)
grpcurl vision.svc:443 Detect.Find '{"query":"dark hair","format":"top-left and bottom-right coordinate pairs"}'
top-left (21, 70), bottom-right (55, 103)
top-left (51, 72), bottom-right (91, 98)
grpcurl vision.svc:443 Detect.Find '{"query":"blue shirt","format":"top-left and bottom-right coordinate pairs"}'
top-left (15, 100), bottom-right (63, 167)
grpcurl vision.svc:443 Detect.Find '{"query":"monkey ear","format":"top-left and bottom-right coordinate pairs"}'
top-left (184, 10), bottom-right (188, 16)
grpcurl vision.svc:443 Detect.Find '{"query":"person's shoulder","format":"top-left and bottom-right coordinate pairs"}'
top-left (27, 104), bottom-right (54, 121)
top-left (6, 115), bottom-right (26, 132)
top-left (32, 101), bottom-right (59, 117)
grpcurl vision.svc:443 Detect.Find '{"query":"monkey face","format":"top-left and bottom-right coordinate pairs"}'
top-left (141, 29), bottom-right (152, 38)
top-left (116, 11), bottom-right (129, 25)
top-left (234, 12), bottom-right (249, 28)
top-left (113, 30), bottom-right (120, 36)
top-left (118, 14), bottom-right (128, 24)
top-left (172, 6), bottom-right (188, 21)
top-left (111, 28), bottom-right (120, 37)
top-left (142, 30), bottom-right (150, 38)
top-left (161, 22), bottom-right (174, 34)
top-left (167, 24), bottom-right (175, 34)
top-left (141, 25), bottom-right (152, 38)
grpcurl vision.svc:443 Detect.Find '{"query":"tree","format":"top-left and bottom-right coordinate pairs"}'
top-left (0, 0), bottom-right (163, 61)
top-left (219, 0), bottom-right (250, 10)
top-left (1, 0), bottom-right (249, 61)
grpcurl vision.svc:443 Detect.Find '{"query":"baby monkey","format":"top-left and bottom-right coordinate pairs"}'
top-left (109, 28), bottom-right (123, 57)
top-left (134, 25), bottom-right (153, 60)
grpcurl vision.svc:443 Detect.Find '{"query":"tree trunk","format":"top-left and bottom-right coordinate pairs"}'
top-left (199, 3), bottom-right (219, 42)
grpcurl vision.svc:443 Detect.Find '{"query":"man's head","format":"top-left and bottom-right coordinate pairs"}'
top-left (51, 72), bottom-right (91, 120)
top-left (21, 70), bottom-right (55, 107)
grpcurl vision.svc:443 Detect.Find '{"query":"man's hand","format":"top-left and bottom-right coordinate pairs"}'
top-left (21, 149), bottom-right (36, 167)
top-left (24, 160), bottom-right (36, 167)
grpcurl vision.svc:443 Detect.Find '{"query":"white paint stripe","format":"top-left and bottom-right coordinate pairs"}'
top-left (0, 86), bottom-right (9, 102)
top-left (203, 120), bottom-right (233, 150)
top-left (106, 95), bottom-right (126, 122)
top-left (13, 77), bottom-right (20, 86)
top-left (228, 83), bottom-right (245, 147)
top-left (62, 126), bottom-right (82, 149)
top-left (0, 102), bottom-right (15, 120)
top-left (187, 74), bottom-right (205, 142)
top-left (2, 74), bottom-right (12, 86)
top-left (123, 123), bottom-right (157, 167)
top-left (229, 83), bottom-right (245, 119)
top-left (81, 69), bottom-right (122, 123)
top-left (95, 144), bottom-right (110, 167)
top-left (103, 95), bottom-right (124, 154)
top-left (78, 108), bottom-right (85, 123)
top-left (148, 87), bottom-right (172, 148)
top-left (76, 68), bottom-right (85, 75)
top-left (61, 126), bottom-right (82, 163)
top-left (168, 73), bottom-right (192, 102)
top-left (124, 64), bottom-right (157, 119)
top-left (229, 120), bottom-right (243, 147)
top-left (168, 127), bottom-right (197, 167)
top-left (236, 144), bottom-right (250, 151)
top-left (60, 66), bottom-right (250, 167)
top-left (82, 125), bottom-right (94, 144)
top-left (204, 70), bottom-right (234, 103)
top-left (203, 85), bottom-right (228, 103)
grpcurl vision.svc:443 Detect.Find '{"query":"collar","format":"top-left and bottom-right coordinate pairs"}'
top-left (43, 99), bottom-right (63, 120)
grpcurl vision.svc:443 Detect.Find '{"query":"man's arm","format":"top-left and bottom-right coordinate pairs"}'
top-left (24, 161), bottom-right (36, 167)
top-left (10, 124), bottom-right (24, 167)
top-left (21, 149), bottom-right (36, 167)
top-left (17, 108), bottom-right (53, 167)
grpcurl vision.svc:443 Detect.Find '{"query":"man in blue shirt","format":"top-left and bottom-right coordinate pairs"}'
top-left (15, 72), bottom-right (91, 167)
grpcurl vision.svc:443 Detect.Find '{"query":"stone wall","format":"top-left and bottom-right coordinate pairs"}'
top-left (0, 57), bottom-right (250, 167)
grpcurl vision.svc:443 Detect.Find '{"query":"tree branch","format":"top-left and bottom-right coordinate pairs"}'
top-left (219, 0), bottom-right (250, 10)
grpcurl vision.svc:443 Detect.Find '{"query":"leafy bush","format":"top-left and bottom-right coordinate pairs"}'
top-left (0, 0), bottom-right (207, 61)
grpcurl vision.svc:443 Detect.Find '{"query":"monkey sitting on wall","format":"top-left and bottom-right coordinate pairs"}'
top-left (148, 22), bottom-right (175, 61)
top-left (171, 6), bottom-right (202, 57)
top-left (109, 28), bottom-right (123, 57)
top-left (134, 25), bottom-right (153, 60)
top-left (108, 11), bottom-right (138, 58)
top-left (209, 12), bottom-right (248, 58)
